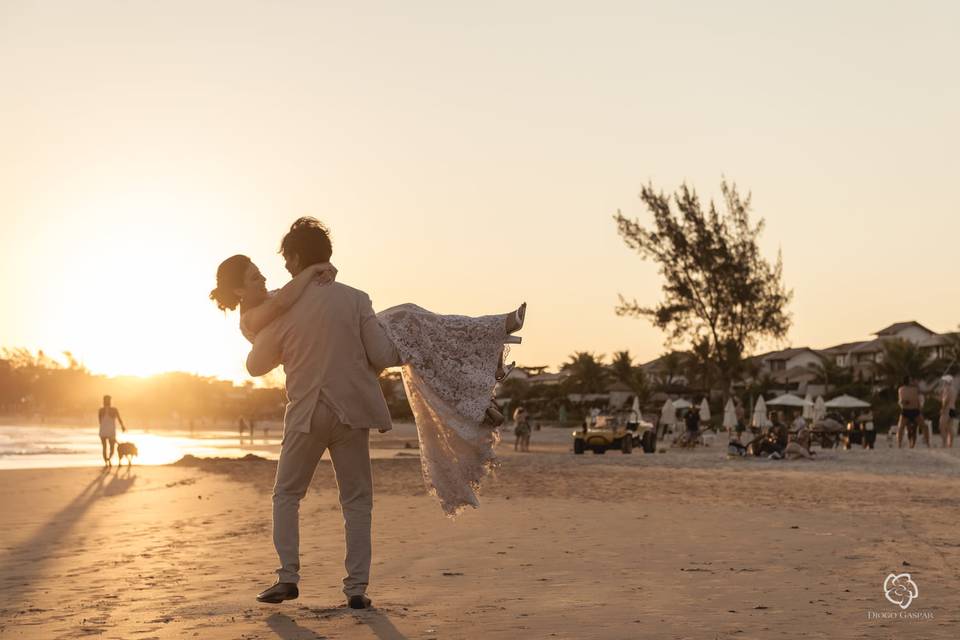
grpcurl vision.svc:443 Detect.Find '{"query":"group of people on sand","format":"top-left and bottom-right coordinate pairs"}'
top-left (727, 410), bottom-right (817, 461)
top-left (721, 372), bottom-right (960, 459)
top-left (896, 374), bottom-right (958, 449)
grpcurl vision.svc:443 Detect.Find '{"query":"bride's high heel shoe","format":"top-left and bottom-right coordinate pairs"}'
top-left (505, 302), bottom-right (526, 335)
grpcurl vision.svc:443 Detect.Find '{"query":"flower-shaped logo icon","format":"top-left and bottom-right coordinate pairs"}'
top-left (884, 573), bottom-right (919, 610)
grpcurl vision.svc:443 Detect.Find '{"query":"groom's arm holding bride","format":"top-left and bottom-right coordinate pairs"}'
top-left (245, 286), bottom-right (400, 378)
top-left (359, 293), bottom-right (402, 372)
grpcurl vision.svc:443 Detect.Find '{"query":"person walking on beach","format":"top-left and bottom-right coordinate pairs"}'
top-left (897, 376), bottom-right (928, 448)
top-left (939, 375), bottom-right (957, 448)
top-left (513, 406), bottom-right (531, 452)
top-left (98, 395), bottom-right (126, 467)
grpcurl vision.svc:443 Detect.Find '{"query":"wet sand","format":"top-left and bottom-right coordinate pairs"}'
top-left (2, 429), bottom-right (960, 639)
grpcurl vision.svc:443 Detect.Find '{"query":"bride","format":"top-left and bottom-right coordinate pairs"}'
top-left (210, 223), bottom-right (525, 516)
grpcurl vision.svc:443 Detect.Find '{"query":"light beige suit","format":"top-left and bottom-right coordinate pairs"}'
top-left (247, 281), bottom-right (400, 596)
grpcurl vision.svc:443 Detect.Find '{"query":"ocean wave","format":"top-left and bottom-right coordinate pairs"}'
top-left (0, 447), bottom-right (85, 457)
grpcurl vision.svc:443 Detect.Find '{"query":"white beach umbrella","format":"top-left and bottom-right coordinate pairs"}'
top-left (813, 396), bottom-right (827, 421)
top-left (824, 394), bottom-right (871, 409)
top-left (630, 395), bottom-right (641, 422)
top-left (803, 394), bottom-right (814, 420)
top-left (722, 398), bottom-right (737, 430)
top-left (766, 393), bottom-right (809, 408)
top-left (699, 398), bottom-right (711, 423)
top-left (751, 396), bottom-right (771, 428)
top-left (672, 398), bottom-right (693, 410)
top-left (660, 399), bottom-right (676, 426)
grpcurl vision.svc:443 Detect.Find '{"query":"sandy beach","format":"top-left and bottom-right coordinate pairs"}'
top-left (3, 427), bottom-right (960, 639)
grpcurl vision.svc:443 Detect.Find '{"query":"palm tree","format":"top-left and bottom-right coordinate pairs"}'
top-left (561, 352), bottom-right (610, 394)
top-left (806, 355), bottom-right (852, 395)
top-left (658, 351), bottom-right (686, 389)
top-left (610, 350), bottom-right (635, 386)
top-left (609, 350), bottom-right (652, 405)
top-left (933, 328), bottom-right (960, 376)
top-left (876, 339), bottom-right (934, 389)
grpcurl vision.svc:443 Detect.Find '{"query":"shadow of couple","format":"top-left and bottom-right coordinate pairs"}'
top-left (0, 465), bottom-right (137, 607)
top-left (266, 607), bottom-right (408, 640)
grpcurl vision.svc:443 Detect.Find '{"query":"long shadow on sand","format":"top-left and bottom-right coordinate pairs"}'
top-left (267, 608), bottom-right (408, 640)
top-left (0, 465), bottom-right (137, 607)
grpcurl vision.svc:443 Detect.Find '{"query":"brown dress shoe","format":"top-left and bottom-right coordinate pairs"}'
top-left (256, 582), bottom-right (299, 603)
top-left (348, 594), bottom-right (372, 609)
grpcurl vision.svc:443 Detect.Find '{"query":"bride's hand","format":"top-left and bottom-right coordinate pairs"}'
top-left (310, 262), bottom-right (338, 285)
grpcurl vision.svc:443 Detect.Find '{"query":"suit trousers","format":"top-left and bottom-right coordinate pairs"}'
top-left (272, 399), bottom-right (373, 596)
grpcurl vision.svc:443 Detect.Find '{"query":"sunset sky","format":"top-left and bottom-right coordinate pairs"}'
top-left (2, 1), bottom-right (958, 384)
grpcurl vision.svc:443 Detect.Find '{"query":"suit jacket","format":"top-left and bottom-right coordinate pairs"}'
top-left (246, 281), bottom-right (400, 433)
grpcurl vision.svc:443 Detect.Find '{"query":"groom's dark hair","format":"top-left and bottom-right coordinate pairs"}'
top-left (280, 217), bottom-right (332, 267)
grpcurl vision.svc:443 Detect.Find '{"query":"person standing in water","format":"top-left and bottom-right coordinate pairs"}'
top-left (98, 395), bottom-right (126, 467)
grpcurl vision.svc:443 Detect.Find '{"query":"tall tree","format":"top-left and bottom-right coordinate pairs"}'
top-left (614, 180), bottom-right (793, 390)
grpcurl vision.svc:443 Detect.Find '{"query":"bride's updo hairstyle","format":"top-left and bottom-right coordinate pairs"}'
top-left (280, 217), bottom-right (332, 268)
top-left (209, 254), bottom-right (252, 311)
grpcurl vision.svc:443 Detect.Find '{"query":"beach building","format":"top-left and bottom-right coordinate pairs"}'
top-left (637, 319), bottom-right (956, 395)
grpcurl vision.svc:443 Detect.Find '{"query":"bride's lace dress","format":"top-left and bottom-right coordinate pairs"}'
top-left (377, 303), bottom-right (507, 517)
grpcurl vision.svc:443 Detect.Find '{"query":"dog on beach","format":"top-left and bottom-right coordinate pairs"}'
top-left (116, 441), bottom-right (139, 466)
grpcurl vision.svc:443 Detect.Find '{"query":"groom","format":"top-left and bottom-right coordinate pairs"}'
top-left (246, 217), bottom-right (400, 609)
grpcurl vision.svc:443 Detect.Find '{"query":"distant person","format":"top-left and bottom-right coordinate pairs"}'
top-left (897, 376), bottom-right (927, 448)
top-left (513, 407), bottom-right (531, 452)
top-left (791, 411), bottom-right (807, 434)
top-left (859, 409), bottom-right (876, 449)
top-left (238, 417), bottom-right (247, 440)
top-left (769, 411), bottom-right (788, 449)
top-left (98, 395), bottom-right (126, 467)
top-left (939, 375), bottom-right (957, 448)
top-left (684, 408), bottom-right (700, 435)
top-left (783, 428), bottom-right (815, 460)
top-left (843, 419), bottom-right (861, 450)
top-left (734, 398), bottom-right (746, 442)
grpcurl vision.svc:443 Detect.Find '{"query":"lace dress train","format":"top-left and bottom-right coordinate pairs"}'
top-left (377, 303), bottom-right (508, 517)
